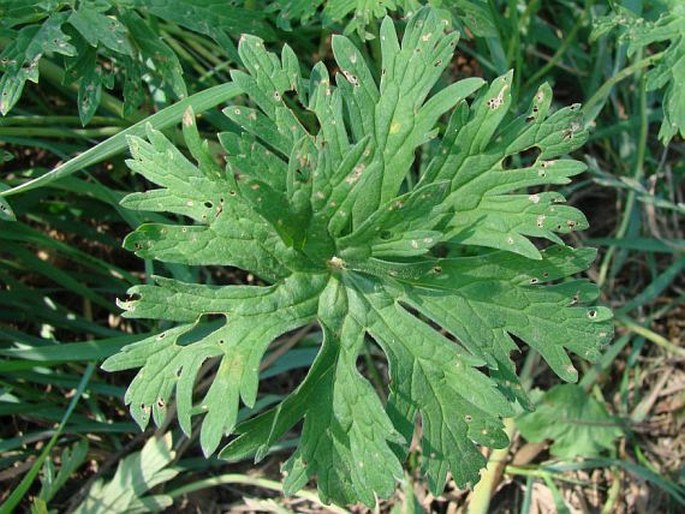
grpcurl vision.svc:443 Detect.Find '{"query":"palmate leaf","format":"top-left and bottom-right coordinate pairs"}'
top-left (517, 384), bottom-right (623, 459)
top-left (103, 8), bottom-right (613, 507)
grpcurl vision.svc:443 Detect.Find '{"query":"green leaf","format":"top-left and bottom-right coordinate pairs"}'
top-left (0, 3), bottom-right (191, 119)
top-left (73, 433), bottom-right (178, 514)
top-left (107, 7), bottom-right (613, 506)
top-left (119, 11), bottom-right (187, 99)
top-left (517, 384), bottom-right (623, 459)
top-left (65, 46), bottom-right (109, 126)
top-left (592, 4), bottom-right (685, 142)
top-left (270, 0), bottom-right (498, 39)
top-left (0, 12), bottom-right (76, 115)
top-left (282, 277), bottom-right (405, 506)
top-left (68, 4), bottom-right (134, 56)
top-left (36, 440), bottom-right (89, 505)
top-left (346, 273), bottom-right (514, 491)
top-left (103, 274), bottom-right (324, 455)
top-left (272, 0), bottom-right (396, 37)
top-left (135, 0), bottom-right (275, 44)
top-left (0, 1), bottom-right (61, 28)
top-left (423, 79), bottom-right (590, 259)
top-left (0, 195), bottom-right (16, 221)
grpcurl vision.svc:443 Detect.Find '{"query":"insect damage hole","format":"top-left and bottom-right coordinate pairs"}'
top-left (487, 84), bottom-right (509, 110)
top-left (342, 70), bottom-right (359, 87)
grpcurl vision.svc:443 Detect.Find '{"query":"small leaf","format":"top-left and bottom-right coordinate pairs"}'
top-left (517, 384), bottom-right (623, 458)
top-left (0, 13), bottom-right (76, 115)
top-left (0, 195), bottom-right (16, 221)
top-left (68, 4), bottom-right (134, 55)
top-left (119, 11), bottom-right (187, 99)
top-left (66, 47), bottom-right (105, 126)
top-left (72, 433), bottom-right (177, 514)
top-left (592, 5), bottom-right (685, 142)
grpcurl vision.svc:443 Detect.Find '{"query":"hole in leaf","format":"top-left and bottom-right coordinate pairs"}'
top-left (283, 90), bottom-right (321, 135)
top-left (430, 244), bottom-right (450, 258)
top-left (357, 335), bottom-right (389, 384)
top-left (177, 314), bottom-right (226, 347)
top-left (501, 146), bottom-right (541, 169)
top-left (398, 301), bottom-right (469, 353)
top-left (204, 201), bottom-right (213, 209)
top-left (259, 325), bottom-right (322, 393)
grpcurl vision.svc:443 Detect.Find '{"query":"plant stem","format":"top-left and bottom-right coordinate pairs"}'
top-left (601, 467), bottom-right (621, 514)
top-left (467, 418), bottom-right (516, 514)
top-left (524, 0), bottom-right (592, 90)
top-left (467, 347), bottom-right (541, 513)
top-left (616, 315), bottom-right (685, 357)
top-left (597, 73), bottom-right (648, 287)
top-left (166, 474), bottom-right (350, 514)
top-left (582, 52), bottom-right (663, 125)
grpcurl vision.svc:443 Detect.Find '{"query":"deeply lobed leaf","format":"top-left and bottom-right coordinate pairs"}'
top-left (105, 7), bottom-right (613, 506)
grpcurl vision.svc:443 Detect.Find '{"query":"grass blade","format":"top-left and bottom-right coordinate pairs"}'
top-left (1, 82), bottom-right (241, 199)
top-left (0, 362), bottom-right (96, 514)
